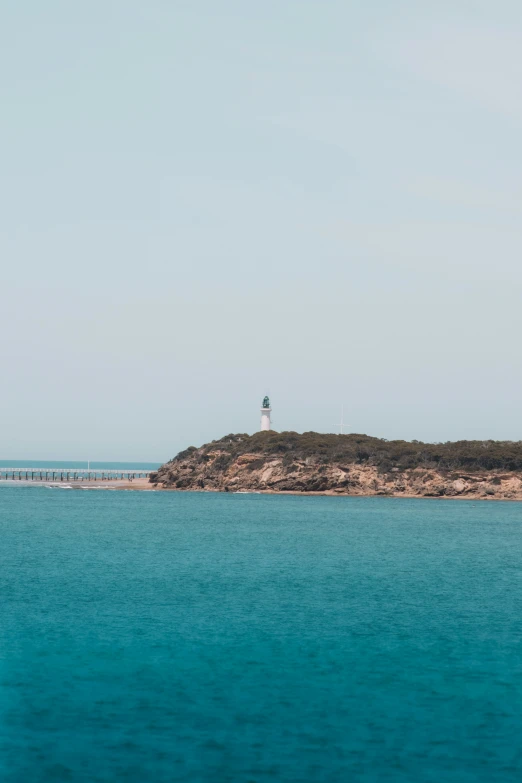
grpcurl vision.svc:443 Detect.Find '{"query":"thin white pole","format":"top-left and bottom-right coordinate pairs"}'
top-left (334, 404), bottom-right (350, 435)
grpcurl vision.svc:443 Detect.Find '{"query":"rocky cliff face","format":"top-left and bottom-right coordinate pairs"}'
top-left (150, 433), bottom-right (522, 500)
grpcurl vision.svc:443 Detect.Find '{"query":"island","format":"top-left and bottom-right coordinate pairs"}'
top-left (149, 432), bottom-right (522, 500)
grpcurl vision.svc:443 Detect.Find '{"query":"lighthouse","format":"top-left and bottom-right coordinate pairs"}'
top-left (260, 395), bottom-right (272, 431)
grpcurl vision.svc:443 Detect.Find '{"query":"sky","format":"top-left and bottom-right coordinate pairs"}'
top-left (1, 0), bottom-right (522, 460)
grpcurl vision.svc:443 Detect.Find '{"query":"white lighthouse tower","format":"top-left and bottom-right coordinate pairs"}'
top-left (260, 395), bottom-right (272, 431)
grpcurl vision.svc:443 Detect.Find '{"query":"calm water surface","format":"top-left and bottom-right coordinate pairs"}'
top-left (1, 489), bottom-right (521, 782)
top-left (0, 460), bottom-right (161, 470)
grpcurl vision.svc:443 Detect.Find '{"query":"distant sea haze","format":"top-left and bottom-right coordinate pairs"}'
top-left (0, 460), bottom-right (161, 471)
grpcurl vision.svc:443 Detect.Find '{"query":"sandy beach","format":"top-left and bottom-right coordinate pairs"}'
top-left (0, 477), bottom-right (155, 491)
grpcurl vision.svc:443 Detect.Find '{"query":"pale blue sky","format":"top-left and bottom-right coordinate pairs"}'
top-left (2, 1), bottom-right (522, 460)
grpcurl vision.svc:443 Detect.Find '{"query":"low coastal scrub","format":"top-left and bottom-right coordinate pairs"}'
top-left (168, 432), bottom-right (522, 473)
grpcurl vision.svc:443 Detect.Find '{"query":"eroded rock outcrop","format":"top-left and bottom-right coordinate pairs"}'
top-left (150, 432), bottom-right (522, 500)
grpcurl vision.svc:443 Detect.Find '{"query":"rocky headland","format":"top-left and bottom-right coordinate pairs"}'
top-left (150, 432), bottom-right (522, 500)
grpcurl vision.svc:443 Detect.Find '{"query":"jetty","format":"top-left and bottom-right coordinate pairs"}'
top-left (0, 468), bottom-right (151, 482)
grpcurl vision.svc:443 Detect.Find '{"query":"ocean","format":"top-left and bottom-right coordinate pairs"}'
top-left (0, 460), bottom-right (161, 471)
top-left (1, 488), bottom-right (521, 782)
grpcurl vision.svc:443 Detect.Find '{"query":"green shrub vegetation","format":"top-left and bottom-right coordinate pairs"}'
top-left (174, 431), bottom-right (522, 473)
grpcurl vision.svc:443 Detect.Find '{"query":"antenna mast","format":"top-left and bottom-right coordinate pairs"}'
top-left (334, 405), bottom-right (349, 435)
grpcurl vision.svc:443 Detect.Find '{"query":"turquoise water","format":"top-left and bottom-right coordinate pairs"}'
top-left (1, 489), bottom-right (521, 782)
top-left (0, 460), bottom-right (161, 470)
